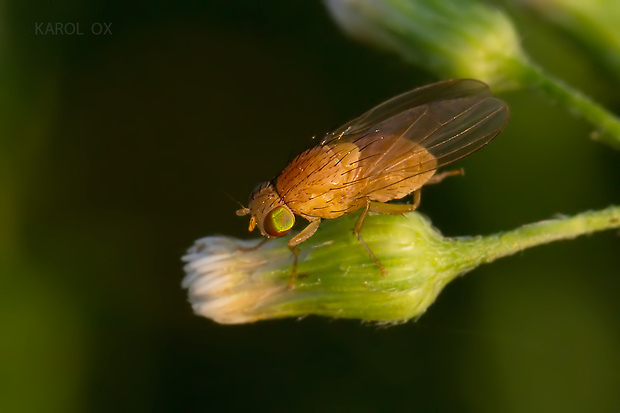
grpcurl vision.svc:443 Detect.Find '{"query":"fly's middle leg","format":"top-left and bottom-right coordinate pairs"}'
top-left (355, 190), bottom-right (424, 275)
top-left (354, 199), bottom-right (385, 274)
top-left (287, 219), bottom-right (321, 289)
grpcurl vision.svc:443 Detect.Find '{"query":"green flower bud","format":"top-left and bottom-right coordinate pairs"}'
top-left (182, 207), bottom-right (619, 324)
top-left (324, 0), bottom-right (528, 91)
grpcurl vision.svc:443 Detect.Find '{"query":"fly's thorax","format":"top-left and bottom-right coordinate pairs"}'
top-left (247, 181), bottom-right (295, 238)
top-left (275, 142), bottom-right (366, 219)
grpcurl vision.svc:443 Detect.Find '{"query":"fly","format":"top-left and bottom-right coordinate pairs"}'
top-left (236, 79), bottom-right (509, 288)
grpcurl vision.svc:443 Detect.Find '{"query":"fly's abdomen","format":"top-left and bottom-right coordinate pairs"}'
top-left (362, 143), bottom-right (437, 203)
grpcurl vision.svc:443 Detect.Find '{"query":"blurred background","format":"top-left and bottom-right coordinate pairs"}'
top-left (1, 1), bottom-right (619, 412)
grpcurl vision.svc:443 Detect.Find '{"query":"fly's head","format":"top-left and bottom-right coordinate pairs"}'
top-left (236, 181), bottom-right (295, 238)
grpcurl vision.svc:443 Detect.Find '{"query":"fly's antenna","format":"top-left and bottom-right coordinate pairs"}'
top-left (223, 191), bottom-right (245, 209)
top-left (223, 191), bottom-right (250, 216)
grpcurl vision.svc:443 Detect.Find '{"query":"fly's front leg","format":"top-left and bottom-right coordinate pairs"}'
top-left (426, 168), bottom-right (463, 185)
top-left (238, 237), bottom-right (270, 252)
top-left (287, 218), bottom-right (321, 289)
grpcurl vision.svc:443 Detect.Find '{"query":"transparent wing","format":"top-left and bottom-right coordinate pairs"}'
top-left (322, 79), bottom-right (508, 191)
top-left (322, 78), bottom-right (494, 145)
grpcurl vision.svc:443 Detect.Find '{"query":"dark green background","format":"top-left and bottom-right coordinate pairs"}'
top-left (2, 1), bottom-right (619, 412)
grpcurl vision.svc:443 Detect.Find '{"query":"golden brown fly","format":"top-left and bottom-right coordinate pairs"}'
top-left (236, 79), bottom-right (509, 288)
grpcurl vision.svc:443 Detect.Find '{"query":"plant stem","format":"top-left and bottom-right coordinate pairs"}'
top-left (461, 206), bottom-right (620, 266)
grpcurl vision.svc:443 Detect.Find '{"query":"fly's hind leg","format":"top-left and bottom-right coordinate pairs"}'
top-left (368, 189), bottom-right (421, 214)
top-left (426, 168), bottom-right (464, 185)
top-left (354, 190), bottom-right (422, 275)
top-left (287, 219), bottom-right (321, 289)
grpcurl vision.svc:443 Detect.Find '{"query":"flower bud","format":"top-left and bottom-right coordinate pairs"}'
top-left (182, 207), bottom-right (619, 324)
top-left (324, 0), bottom-right (528, 91)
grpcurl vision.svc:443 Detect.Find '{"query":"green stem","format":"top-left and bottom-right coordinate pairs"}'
top-left (465, 206), bottom-right (620, 265)
top-left (512, 59), bottom-right (620, 150)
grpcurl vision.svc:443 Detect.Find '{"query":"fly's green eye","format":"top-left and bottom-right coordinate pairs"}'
top-left (264, 206), bottom-right (295, 237)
